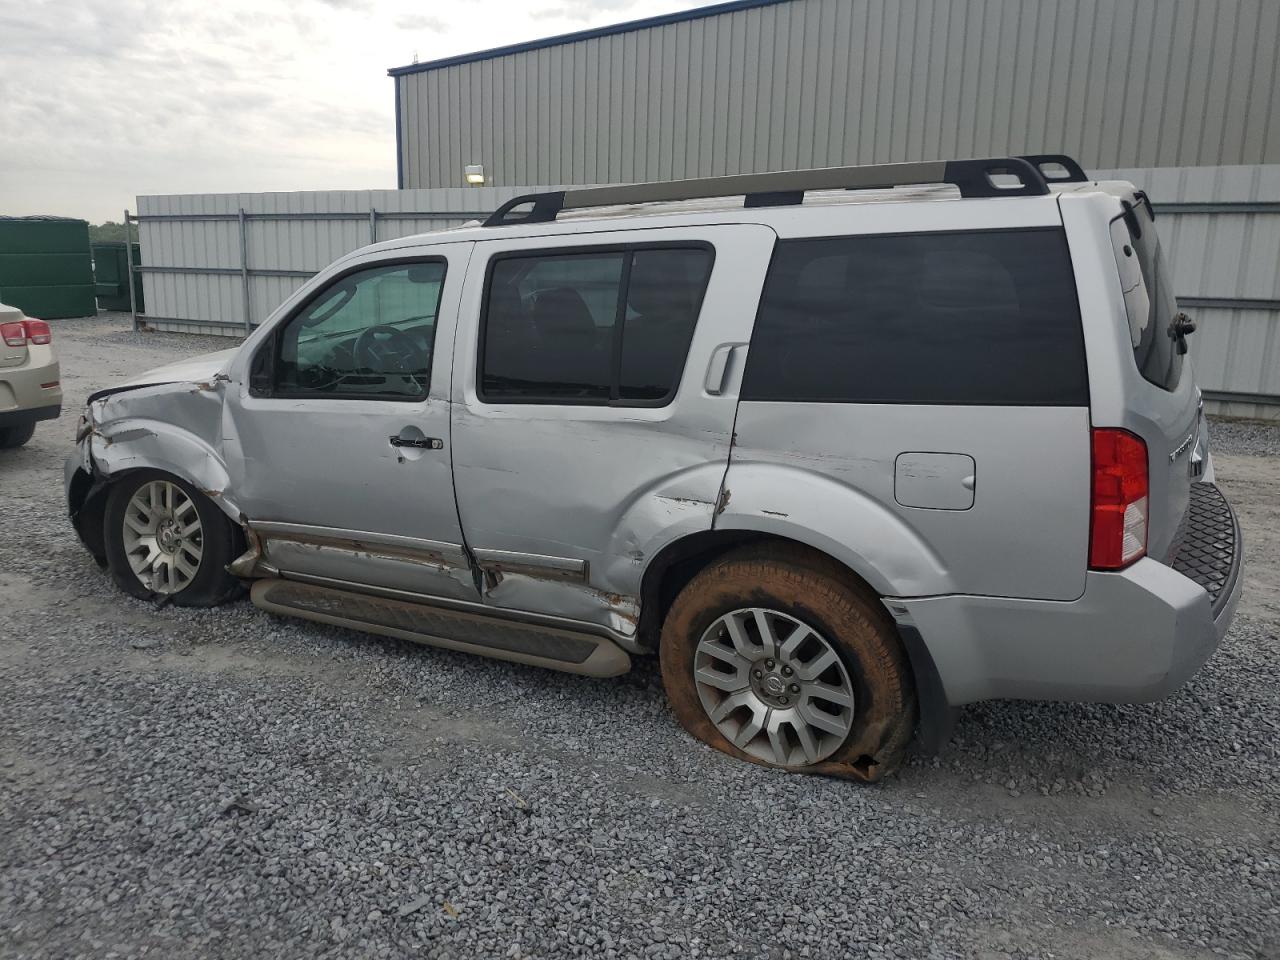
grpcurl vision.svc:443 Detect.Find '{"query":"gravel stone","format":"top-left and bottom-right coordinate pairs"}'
top-left (0, 314), bottom-right (1276, 960)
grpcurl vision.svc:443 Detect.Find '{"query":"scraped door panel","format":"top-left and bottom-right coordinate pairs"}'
top-left (450, 225), bottom-right (778, 638)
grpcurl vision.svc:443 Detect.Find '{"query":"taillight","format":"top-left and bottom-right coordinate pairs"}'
top-left (23, 319), bottom-right (51, 345)
top-left (1089, 428), bottom-right (1148, 570)
top-left (0, 319), bottom-right (51, 347)
top-left (1, 321), bottom-right (25, 347)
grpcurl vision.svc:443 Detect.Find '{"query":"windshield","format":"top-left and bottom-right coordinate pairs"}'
top-left (1110, 200), bottom-right (1183, 391)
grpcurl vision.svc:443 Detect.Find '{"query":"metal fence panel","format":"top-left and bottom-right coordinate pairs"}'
top-left (135, 165), bottom-right (1279, 418)
top-left (134, 186), bottom-right (557, 333)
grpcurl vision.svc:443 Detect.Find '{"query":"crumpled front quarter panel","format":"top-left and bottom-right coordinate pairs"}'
top-left (87, 380), bottom-right (241, 519)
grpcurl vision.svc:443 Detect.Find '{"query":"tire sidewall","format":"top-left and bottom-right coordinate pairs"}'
top-left (103, 470), bottom-right (237, 606)
top-left (660, 554), bottom-right (914, 780)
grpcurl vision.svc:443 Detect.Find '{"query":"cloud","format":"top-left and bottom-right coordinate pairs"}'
top-left (395, 12), bottom-right (448, 32)
top-left (1, 0), bottom-right (702, 223)
top-left (530, 0), bottom-right (653, 21)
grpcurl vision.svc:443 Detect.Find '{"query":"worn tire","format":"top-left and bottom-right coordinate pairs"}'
top-left (103, 470), bottom-right (244, 607)
top-left (659, 545), bottom-right (916, 782)
top-left (0, 422), bottom-right (35, 449)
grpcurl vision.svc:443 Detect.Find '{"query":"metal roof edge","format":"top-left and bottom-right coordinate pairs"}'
top-left (387, 0), bottom-right (791, 77)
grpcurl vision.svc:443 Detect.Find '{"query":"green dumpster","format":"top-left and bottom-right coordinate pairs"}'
top-left (92, 241), bottom-right (144, 312)
top-left (0, 216), bottom-right (97, 318)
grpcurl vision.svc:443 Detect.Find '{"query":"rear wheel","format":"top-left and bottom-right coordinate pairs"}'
top-left (0, 421), bottom-right (35, 449)
top-left (659, 546), bottom-right (916, 782)
top-left (103, 471), bottom-right (243, 607)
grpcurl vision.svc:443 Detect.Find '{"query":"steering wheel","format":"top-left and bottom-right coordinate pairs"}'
top-left (354, 325), bottom-right (420, 374)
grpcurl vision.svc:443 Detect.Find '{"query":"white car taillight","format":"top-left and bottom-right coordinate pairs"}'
top-left (23, 319), bottom-right (51, 344)
top-left (1, 321), bottom-right (25, 347)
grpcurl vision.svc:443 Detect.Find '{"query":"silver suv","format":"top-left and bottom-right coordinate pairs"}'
top-left (65, 156), bottom-right (1241, 781)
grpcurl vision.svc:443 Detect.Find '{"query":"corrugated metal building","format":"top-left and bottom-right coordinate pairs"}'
top-left (382, 0), bottom-right (1280, 417)
top-left (390, 0), bottom-right (1280, 188)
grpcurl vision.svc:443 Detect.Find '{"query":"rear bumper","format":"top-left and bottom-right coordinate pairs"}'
top-left (0, 403), bottom-right (60, 427)
top-left (891, 482), bottom-right (1241, 705)
top-left (0, 351), bottom-right (62, 423)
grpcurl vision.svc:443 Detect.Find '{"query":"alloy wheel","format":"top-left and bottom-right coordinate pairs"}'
top-left (120, 480), bottom-right (204, 594)
top-left (693, 607), bottom-right (856, 767)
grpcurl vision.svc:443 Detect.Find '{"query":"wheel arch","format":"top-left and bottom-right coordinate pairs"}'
top-left (88, 421), bottom-right (243, 524)
top-left (637, 530), bottom-right (886, 649)
top-left (638, 529), bottom-right (953, 756)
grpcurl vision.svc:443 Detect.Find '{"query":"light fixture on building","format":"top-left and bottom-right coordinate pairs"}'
top-left (464, 164), bottom-right (485, 185)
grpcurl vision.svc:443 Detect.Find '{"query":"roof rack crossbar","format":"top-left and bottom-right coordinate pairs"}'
top-left (1019, 154), bottom-right (1090, 183)
top-left (483, 157), bottom-right (1052, 226)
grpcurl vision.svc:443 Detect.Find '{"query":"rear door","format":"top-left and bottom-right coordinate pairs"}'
top-left (450, 224), bottom-right (777, 637)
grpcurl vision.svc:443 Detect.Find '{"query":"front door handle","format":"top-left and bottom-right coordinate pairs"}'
top-left (389, 435), bottom-right (443, 450)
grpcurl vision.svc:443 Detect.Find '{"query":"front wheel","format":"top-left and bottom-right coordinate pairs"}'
top-left (103, 471), bottom-right (244, 607)
top-left (659, 546), bottom-right (916, 782)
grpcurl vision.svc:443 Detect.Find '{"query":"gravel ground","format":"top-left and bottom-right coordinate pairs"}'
top-left (1, 314), bottom-right (1277, 960)
top-left (1207, 417), bottom-right (1280, 459)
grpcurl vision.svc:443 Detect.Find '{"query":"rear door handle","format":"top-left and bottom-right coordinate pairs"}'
top-left (705, 342), bottom-right (747, 395)
top-left (389, 435), bottom-right (443, 450)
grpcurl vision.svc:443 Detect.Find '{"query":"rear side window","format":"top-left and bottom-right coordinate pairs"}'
top-left (1110, 205), bottom-right (1183, 391)
top-left (479, 245), bottom-right (713, 404)
top-left (741, 229), bottom-right (1089, 405)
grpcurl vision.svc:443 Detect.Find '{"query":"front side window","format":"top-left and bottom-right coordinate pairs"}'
top-left (1110, 204), bottom-right (1183, 391)
top-left (740, 228), bottom-right (1089, 406)
top-left (272, 261), bottom-right (445, 400)
top-left (479, 245), bottom-right (713, 404)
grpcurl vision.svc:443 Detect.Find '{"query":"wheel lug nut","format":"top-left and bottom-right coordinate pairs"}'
top-left (753, 670), bottom-right (763, 679)
top-left (781, 665), bottom-right (793, 676)
top-left (765, 659), bottom-right (775, 669)
top-left (778, 696), bottom-right (789, 705)
top-left (790, 683), bottom-right (800, 693)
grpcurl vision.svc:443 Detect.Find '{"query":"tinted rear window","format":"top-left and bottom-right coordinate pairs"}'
top-left (1110, 204), bottom-right (1183, 391)
top-left (479, 245), bottom-right (713, 404)
top-left (741, 229), bottom-right (1089, 405)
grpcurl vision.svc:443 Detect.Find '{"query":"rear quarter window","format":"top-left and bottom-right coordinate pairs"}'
top-left (741, 228), bottom-right (1089, 405)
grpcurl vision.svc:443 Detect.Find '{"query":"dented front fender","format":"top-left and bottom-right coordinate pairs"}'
top-left (79, 378), bottom-right (242, 521)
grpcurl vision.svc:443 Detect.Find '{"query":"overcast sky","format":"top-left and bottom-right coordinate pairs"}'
top-left (0, 0), bottom-right (702, 224)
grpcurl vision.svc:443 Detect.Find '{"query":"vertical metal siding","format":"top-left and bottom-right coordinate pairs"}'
top-left (398, 0), bottom-right (1278, 189)
top-left (1098, 165), bottom-right (1280, 419)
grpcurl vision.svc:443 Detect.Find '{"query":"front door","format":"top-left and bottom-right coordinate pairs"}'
top-left (450, 225), bottom-right (777, 639)
top-left (225, 244), bottom-right (479, 601)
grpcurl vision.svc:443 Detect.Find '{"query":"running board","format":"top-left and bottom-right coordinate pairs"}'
top-left (251, 579), bottom-right (632, 677)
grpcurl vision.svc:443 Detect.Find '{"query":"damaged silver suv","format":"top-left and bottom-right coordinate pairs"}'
top-left (66, 156), bottom-right (1241, 781)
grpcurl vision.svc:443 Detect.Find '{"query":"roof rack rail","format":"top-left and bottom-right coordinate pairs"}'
top-left (1019, 154), bottom-right (1090, 183)
top-left (483, 157), bottom-right (1051, 227)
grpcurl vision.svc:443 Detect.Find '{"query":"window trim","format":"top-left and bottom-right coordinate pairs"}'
top-left (475, 241), bottom-right (716, 407)
top-left (249, 256), bottom-right (448, 403)
top-left (739, 225), bottom-right (1091, 407)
